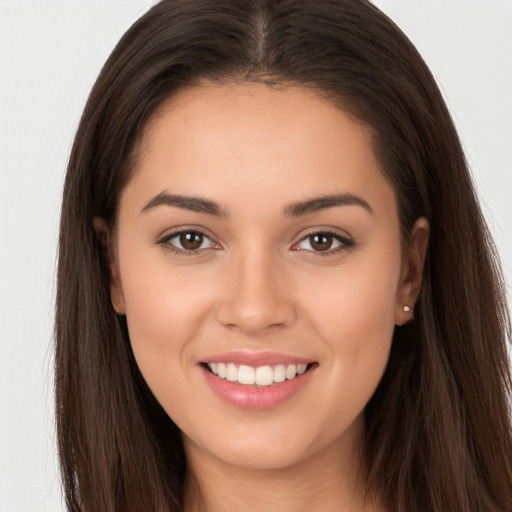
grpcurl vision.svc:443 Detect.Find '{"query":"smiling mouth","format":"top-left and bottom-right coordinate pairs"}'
top-left (201, 362), bottom-right (317, 387)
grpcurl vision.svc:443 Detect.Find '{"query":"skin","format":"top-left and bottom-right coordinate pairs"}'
top-left (100, 83), bottom-right (428, 511)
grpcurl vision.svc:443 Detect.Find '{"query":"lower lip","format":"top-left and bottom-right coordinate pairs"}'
top-left (200, 365), bottom-right (316, 410)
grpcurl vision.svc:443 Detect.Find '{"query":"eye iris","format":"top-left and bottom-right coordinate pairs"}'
top-left (180, 232), bottom-right (203, 250)
top-left (310, 234), bottom-right (333, 251)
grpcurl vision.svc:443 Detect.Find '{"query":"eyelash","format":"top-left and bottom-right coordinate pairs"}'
top-left (157, 229), bottom-right (354, 256)
top-left (292, 229), bottom-right (355, 256)
top-left (157, 230), bottom-right (220, 256)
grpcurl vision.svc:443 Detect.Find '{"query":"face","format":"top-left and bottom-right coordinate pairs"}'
top-left (107, 83), bottom-right (425, 472)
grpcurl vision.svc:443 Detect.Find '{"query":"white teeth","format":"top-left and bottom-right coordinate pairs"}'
top-left (238, 365), bottom-right (255, 385)
top-left (255, 365), bottom-right (274, 386)
top-left (273, 364), bottom-right (286, 383)
top-left (217, 362), bottom-right (226, 379)
top-left (226, 363), bottom-right (238, 382)
top-left (286, 364), bottom-right (297, 380)
top-left (206, 362), bottom-right (310, 386)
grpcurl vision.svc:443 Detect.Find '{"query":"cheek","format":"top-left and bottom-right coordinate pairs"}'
top-left (116, 240), bottom-right (214, 386)
top-left (306, 242), bottom-right (401, 335)
top-left (118, 262), bottom-right (218, 428)
top-left (302, 244), bottom-right (401, 415)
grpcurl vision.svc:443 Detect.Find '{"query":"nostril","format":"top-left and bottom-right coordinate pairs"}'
top-left (216, 299), bottom-right (296, 335)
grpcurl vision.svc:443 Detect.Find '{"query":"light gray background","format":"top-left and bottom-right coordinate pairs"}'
top-left (1, 1), bottom-right (511, 510)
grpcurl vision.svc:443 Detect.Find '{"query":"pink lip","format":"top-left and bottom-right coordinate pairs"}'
top-left (201, 351), bottom-right (313, 367)
top-left (198, 352), bottom-right (317, 410)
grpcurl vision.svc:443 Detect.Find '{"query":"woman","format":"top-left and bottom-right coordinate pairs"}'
top-left (55, 0), bottom-right (512, 510)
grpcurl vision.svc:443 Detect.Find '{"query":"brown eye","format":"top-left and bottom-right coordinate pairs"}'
top-left (179, 232), bottom-right (204, 250)
top-left (160, 230), bottom-right (218, 253)
top-left (309, 234), bottom-right (334, 251)
top-left (294, 231), bottom-right (353, 254)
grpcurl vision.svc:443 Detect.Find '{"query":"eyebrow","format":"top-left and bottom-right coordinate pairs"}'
top-left (283, 194), bottom-right (373, 217)
top-left (141, 192), bottom-right (225, 216)
top-left (141, 191), bottom-right (373, 217)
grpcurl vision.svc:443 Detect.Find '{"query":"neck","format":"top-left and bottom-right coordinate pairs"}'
top-left (183, 426), bottom-right (381, 512)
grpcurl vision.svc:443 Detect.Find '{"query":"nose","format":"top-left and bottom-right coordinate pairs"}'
top-left (216, 249), bottom-right (296, 336)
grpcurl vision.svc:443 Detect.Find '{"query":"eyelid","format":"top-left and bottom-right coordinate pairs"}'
top-left (291, 227), bottom-right (355, 254)
top-left (155, 223), bottom-right (217, 243)
top-left (157, 226), bottom-right (221, 254)
top-left (155, 225), bottom-right (354, 256)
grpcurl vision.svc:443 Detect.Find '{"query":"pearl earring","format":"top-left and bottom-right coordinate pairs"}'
top-left (403, 305), bottom-right (412, 312)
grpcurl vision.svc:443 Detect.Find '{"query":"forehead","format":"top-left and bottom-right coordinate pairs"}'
top-left (125, 82), bottom-right (396, 217)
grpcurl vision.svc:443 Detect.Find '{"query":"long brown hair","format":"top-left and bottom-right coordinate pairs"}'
top-left (55, 1), bottom-right (512, 510)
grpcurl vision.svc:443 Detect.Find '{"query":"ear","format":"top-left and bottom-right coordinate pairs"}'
top-left (395, 217), bottom-right (429, 325)
top-left (93, 217), bottom-right (126, 315)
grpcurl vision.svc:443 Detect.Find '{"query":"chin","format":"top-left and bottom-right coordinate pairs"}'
top-left (213, 443), bottom-right (308, 471)
top-left (188, 417), bottom-right (342, 472)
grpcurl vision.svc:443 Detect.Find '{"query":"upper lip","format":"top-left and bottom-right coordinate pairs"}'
top-left (200, 351), bottom-right (315, 367)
